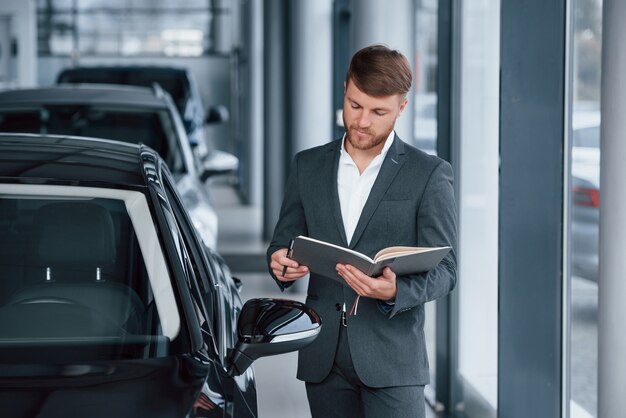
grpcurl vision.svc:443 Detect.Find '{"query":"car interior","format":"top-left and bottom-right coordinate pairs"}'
top-left (0, 197), bottom-right (169, 361)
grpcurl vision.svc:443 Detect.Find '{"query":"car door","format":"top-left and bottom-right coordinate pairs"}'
top-left (160, 167), bottom-right (257, 418)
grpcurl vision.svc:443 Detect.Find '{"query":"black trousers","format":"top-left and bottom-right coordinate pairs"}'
top-left (305, 323), bottom-right (425, 418)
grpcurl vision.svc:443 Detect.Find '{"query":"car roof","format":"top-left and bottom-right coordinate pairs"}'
top-left (0, 84), bottom-right (171, 110)
top-left (0, 133), bottom-right (154, 188)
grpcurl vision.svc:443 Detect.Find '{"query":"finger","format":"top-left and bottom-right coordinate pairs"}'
top-left (283, 266), bottom-right (308, 278)
top-left (271, 248), bottom-right (288, 261)
top-left (338, 266), bottom-right (368, 296)
top-left (274, 266), bottom-right (308, 280)
top-left (274, 269), bottom-right (299, 282)
top-left (380, 266), bottom-right (396, 281)
top-left (281, 257), bottom-right (301, 269)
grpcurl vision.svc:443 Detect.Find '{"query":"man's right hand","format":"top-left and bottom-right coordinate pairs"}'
top-left (270, 248), bottom-right (309, 282)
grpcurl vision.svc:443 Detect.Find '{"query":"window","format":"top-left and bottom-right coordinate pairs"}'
top-left (454, 0), bottom-right (500, 416)
top-left (36, 0), bottom-right (230, 57)
top-left (0, 187), bottom-right (177, 362)
top-left (414, 0), bottom-right (439, 407)
top-left (414, 0), bottom-right (438, 155)
top-left (567, 0), bottom-right (602, 416)
top-left (161, 173), bottom-right (227, 364)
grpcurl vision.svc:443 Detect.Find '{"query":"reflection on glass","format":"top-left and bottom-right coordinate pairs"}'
top-left (414, 0), bottom-right (438, 156)
top-left (415, 0), bottom-right (439, 408)
top-left (568, 0), bottom-right (602, 416)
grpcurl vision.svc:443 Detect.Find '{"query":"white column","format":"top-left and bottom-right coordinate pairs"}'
top-left (0, 0), bottom-right (36, 87)
top-left (289, 0), bottom-right (334, 154)
top-left (0, 16), bottom-right (10, 87)
top-left (243, 0), bottom-right (264, 206)
top-left (350, 0), bottom-right (415, 143)
top-left (598, 0), bottom-right (626, 416)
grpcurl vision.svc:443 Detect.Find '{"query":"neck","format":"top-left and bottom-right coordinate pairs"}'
top-left (344, 139), bottom-right (386, 175)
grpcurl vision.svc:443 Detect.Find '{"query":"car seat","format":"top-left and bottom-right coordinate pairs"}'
top-left (6, 202), bottom-right (144, 335)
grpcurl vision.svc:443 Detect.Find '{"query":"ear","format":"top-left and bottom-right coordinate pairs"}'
top-left (398, 97), bottom-right (408, 115)
top-left (343, 81), bottom-right (347, 95)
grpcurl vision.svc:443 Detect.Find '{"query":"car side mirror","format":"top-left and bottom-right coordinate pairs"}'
top-left (206, 105), bottom-right (229, 124)
top-left (200, 150), bottom-right (239, 182)
top-left (227, 298), bottom-right (321, 376)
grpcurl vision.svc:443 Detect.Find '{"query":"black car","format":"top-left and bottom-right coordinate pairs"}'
top-left (0, 133), bottom-right (321, 418)
top-left (0, 84), bottom-right (237, 249)
top-left (56, 65), bottom-right (228, 157)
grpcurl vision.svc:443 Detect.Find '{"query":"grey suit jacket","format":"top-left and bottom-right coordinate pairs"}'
top-left (267, 135), bottom-right (457, 387)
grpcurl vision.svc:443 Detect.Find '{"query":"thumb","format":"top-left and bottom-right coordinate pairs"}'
top-left (381, 267), bottom-right (396, 281)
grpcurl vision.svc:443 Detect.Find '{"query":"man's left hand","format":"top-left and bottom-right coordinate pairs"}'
top-left (336, 264), bottom-right (397, 301)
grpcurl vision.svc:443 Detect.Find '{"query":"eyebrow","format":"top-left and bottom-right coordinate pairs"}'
top-left (347, 97), bottom-right (391, 113)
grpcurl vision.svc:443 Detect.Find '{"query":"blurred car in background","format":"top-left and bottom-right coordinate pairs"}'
top-left (571, 109), bottom-right (600, 282)
top-left (0, 84), bottom-right (237, 249)
top-left (56, 65), bottom-right (229, 159)
top-left (0, 133), bottom-right (321, 418)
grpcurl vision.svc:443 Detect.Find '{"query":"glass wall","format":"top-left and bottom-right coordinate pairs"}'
top-left (414, 0), bottom-right (439, 409)
top-left (568, 0), bottom-right (602, 416)
top-left (455, 0), bottom-right (500, 416)
top-left (36, 0), bottom-right (228, 56)
top-left (414, 0), bottom-right (438, 156)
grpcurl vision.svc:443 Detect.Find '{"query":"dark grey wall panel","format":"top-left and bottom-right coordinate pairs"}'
top-left (499, 0), bottom-right (566, 417)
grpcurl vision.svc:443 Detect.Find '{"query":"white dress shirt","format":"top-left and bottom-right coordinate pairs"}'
top-left (337, 130), bottom-right (395, 244)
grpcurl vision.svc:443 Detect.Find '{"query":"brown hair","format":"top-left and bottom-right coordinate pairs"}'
top-left (345, 44), bottom-right (412, 97)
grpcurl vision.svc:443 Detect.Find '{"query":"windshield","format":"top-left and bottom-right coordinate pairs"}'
top-left (0, 105), bottom-right (185, 173)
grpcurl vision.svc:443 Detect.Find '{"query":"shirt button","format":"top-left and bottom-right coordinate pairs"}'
top-left (335, 303), bottom-right (341, 311)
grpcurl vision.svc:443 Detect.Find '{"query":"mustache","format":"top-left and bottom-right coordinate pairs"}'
top-left (348, 125), bottom-right (374, 136)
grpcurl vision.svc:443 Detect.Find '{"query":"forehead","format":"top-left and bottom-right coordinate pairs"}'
top-left (345, 81), bottom-right (402, 108)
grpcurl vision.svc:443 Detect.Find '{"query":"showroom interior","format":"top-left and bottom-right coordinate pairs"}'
top-left (0, 0), bottom-right (624, 417)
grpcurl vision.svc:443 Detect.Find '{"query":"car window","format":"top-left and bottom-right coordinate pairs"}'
top-left (127, 72), bottom-right (190, 115)
top-left (0, 193), bottom-right (172, 361)
top-left (58, 70), bottom-right (126, 85)
top-left (162, 175), bottom-right (226, 358)
top-left (59, 70), bottom-right (191, 116)
top-left (0, 106), bottom-right (186, 173)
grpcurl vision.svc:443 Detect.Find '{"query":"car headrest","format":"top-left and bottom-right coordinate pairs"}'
top-left (32, 202), bottom-right (116, 265)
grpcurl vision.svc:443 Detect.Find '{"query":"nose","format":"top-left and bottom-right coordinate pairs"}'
top-left (356, 110), bottom-right (372, 128)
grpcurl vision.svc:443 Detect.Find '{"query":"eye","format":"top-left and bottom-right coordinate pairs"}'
top-left (375, 111), bottom-right (387, 116)
top-left (350, 103), bottom-right (360, 109)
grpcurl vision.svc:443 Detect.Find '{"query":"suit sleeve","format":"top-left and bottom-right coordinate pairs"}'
top-left (388, 159), bottom-right (458, 318)
top-left (266, 153), bottom-right (309, 290)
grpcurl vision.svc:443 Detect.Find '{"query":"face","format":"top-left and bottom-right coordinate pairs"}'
top-left (342, 79), bottom-right (408, 153)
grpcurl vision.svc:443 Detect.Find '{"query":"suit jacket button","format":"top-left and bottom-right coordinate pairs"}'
top-left (335, 303), bottom-right (341, 311)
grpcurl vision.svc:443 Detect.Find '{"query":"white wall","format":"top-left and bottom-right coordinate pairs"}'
top-left (0, 0), bottom-right (37, 88)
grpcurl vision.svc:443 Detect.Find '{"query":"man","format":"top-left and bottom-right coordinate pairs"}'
top-left (267, 44), bottom-right (457, 418)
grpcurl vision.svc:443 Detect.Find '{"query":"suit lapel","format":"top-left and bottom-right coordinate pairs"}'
top-left (349, 136), bottom-right (406, 249)
top-left (327, 140), bottom-right (349, 246)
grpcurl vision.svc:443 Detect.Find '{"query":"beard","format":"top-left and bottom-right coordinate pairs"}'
top-left (345, 124), bottom-right (393, 151)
